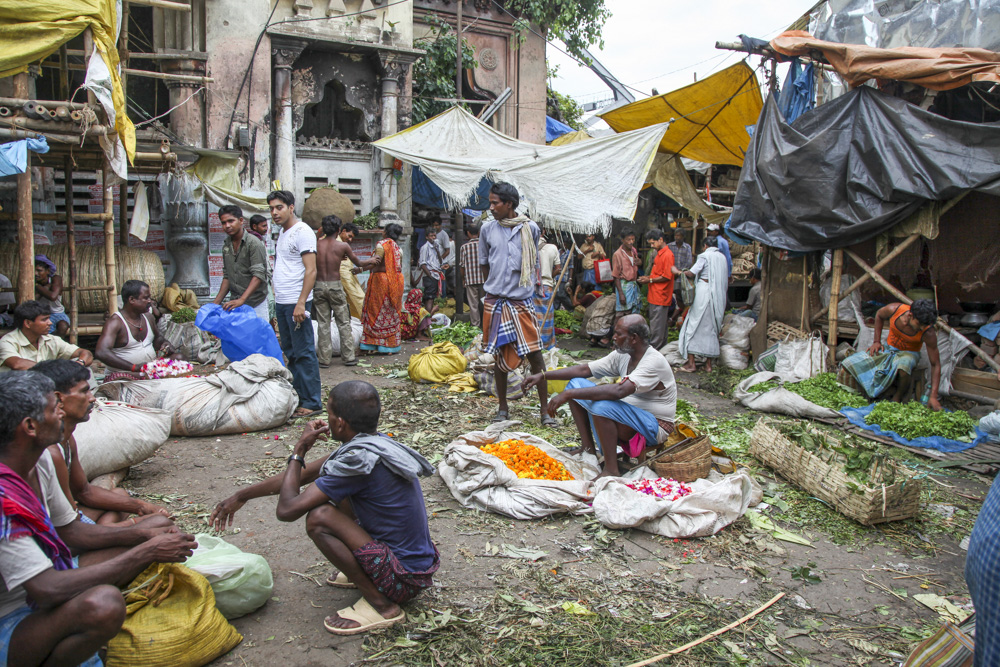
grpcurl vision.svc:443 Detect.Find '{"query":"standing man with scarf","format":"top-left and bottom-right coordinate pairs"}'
top-left (479, 183), bottom-right (556, 427)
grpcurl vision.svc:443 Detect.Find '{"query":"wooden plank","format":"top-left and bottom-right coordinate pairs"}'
top-left (953, 367), bottom-right (1000, 390)
top-left (952, 378), bottom-right (1000, 401)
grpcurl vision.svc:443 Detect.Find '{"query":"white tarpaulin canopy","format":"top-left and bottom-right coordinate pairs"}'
top-left (373, 106), bottom-right (668, 234)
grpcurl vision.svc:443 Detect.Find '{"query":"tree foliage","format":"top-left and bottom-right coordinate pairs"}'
top-left (504, 0), bottom-right (610, 61)
top-left (547, 63), bottom-right (583, 130)
top-left (411, 16), bottom-right (478, 124)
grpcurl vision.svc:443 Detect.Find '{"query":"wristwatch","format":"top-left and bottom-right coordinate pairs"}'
top-left (287, 454), bottom-right (305, 467)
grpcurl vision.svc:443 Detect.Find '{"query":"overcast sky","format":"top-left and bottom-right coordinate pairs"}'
top-left (548, 0), bottom-right (819, 105)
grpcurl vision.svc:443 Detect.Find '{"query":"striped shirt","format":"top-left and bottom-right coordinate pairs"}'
top-left (667, 241), bottom-right (694, 271)
top-left (459, 240), bottom-right (483, 285)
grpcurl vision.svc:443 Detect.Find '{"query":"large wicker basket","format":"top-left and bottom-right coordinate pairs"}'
top-left (750, 418), bottom-right (921, 525)
top-left (649, 423), bottom-right (711, 482)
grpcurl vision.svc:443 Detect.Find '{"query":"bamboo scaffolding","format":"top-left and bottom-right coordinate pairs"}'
top-left (826, 248), bottom-right (843, 365)
top-left (14, 73), bottom-right (33, 303)
top-left (65, 156), bottom-right (78, 343)
top-left (102, 164), bottom-right (118, 314)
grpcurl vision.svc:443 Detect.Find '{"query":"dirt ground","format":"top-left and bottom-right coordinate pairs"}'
top-left (119, 335), bottom-right (988, 666)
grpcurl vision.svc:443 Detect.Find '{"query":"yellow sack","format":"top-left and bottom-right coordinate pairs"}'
top-left (106, 563), bottom-right (243, 667)
top-left (162, 283), bottom-right (200, 312)
top-left (444, 372), bottom-right (478, 393)
top-left (408, 341), bottom-right (467, 384)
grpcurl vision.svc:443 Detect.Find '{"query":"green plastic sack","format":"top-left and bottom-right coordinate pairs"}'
top-left (184, 534), bottom-right (273, 619)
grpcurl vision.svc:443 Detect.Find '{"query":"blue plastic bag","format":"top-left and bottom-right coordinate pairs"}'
top-left (840, 403), bottom-right (986, 454)
top-left (195, 303), bottom-right (283, 364)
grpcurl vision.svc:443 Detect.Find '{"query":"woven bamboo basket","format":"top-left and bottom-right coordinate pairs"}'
top-left (649, 422), bottom-right (712, 482)
top-left (651, 455), bottom-right (712, 483)
top-left (766, 321), bottom-right (807, 347)
top-left (749, 418), bottom-right (921, 525)
top-left (0, 243), bottom-right (164, 312)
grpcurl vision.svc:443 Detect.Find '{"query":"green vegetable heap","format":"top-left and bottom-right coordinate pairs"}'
top-left (431, 321), bottom-right (481, 348)
top-left (171, 307), bottom-right (197, 324)
top-left (748, 372), bottom-right (867, 410)
top-left (553, 309), bottom-right (582, 333)
top-left (778, 422), bottom-right (897, 489)
top-left (866, 401), bottom-right (977, 442)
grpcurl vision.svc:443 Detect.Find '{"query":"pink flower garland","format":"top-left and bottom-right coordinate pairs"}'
top-left (624, 477), bottom-right (693, 501)
top-left (142, 358), bottom-right (194, 380)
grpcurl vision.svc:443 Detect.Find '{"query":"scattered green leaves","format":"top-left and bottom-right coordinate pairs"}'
top-left (431, 321), bottom-right (481, 348)
top-left (171, 307), bottom-right (197, 323)
top-left (748, 372), bottom-right (867, 410)
top-left (866, 401), bottom-right (977, 442)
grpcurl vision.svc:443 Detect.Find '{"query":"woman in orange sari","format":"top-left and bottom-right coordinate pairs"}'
top-left (360, 223), bottom-right (405, 354)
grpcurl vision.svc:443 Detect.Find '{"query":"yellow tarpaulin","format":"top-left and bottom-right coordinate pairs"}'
top-left (549, 130), bottom-right (592, 146)
top-left (601, 62), bottom-right (763, 167)
top-left (0, 0), bottom-right (135, 163)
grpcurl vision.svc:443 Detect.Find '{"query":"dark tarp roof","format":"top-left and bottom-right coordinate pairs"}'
top-left (727, 87), bottom-right (1000, 252)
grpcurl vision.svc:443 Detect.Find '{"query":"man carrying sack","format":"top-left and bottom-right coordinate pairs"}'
top-left (478, 182), bottom-right (555, 427)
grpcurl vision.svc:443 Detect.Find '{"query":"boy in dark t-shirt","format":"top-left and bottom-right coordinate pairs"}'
top-left (209, 380), bottom-right (438, 636)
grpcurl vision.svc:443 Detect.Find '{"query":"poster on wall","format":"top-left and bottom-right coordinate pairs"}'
top-left (208, 255), bottom-right (225, 296)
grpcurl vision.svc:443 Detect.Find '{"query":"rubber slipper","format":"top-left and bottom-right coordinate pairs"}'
top-left (326, 571), bottom-right (357, 588)
top-left (492, 410), bottom-right (509, 423)
top-left (324, 598), bottom-right (405, 636)
top-left (540, 415), bottom-right (559, 427)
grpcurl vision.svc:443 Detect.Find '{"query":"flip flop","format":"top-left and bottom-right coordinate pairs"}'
top-left (492, 410), bottom-right (509, 423)
top-left (326, 571), bottom-right (357, 588)
top-left (540, 415), bottom-right (559, 428)
top-left (324, 598), bottom-right (405, 636)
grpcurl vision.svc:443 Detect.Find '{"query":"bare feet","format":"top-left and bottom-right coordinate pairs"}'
top-left (678, 362), bottom-right (697, 373)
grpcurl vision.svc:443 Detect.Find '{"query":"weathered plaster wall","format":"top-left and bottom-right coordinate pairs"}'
top-left (270, 0), bottom-right (413, 48)
top-left (204, 0), bottom-right (273, 190)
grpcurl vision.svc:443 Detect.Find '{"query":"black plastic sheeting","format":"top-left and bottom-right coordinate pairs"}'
top-left (727, 86), bottom-right (1000, 252)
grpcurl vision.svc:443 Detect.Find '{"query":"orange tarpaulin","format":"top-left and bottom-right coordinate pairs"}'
top-left (600, 62), bottom-right (763, 167)
top-left (771, 31), bottom-right (1000, 91)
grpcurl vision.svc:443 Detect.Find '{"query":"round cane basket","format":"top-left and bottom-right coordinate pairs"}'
top-left (655, 434), bottom-right (710, 463)
top-left (651, 454), bottom-right (712, 483)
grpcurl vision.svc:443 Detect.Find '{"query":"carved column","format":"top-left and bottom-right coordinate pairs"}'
top-left (162, 59), bottom-right (207, 147)
top-left (272, 38), bottom-right (307, 193)
top-left (377, 54), bottom-right (415, 285)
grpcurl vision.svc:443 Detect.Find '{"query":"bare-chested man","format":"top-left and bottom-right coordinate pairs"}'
top-left (314, 215), bottom-right (380, 368)
top-left (95, 280), bottom-right (176, 378)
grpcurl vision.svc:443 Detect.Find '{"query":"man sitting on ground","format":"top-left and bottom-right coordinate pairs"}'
top-left (209, 380), bottom-right (438, 636)
top-left (33, 359), bottom-right (170, 525)
top-left (0, 372), bottom-right (196, 667)
top-left (840, 299), bottom-right (942, 410)
top-left (95, 279), bottom-right (176, 378)
top-left (523, 314), bottom-right (677, 478)
top-left (0, 301), bottom-right (93, 372)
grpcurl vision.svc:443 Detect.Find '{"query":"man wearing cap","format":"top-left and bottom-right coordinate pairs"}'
top-left (706, 223), bottom-right (732, 277)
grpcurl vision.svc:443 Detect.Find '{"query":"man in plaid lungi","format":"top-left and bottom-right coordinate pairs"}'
top-left (479, 182), bottom-right (556, 427)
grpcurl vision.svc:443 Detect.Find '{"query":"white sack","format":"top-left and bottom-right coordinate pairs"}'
top-left (430, 313), bottom-right (452, 328)
top-left (774, 333), bottom-right (827, 382)
top-left (438, 423), bottom-right (600, 520)
top-left (733, 371), bottom-right (841, 420)
top-left (74, 399), bottom-right (171, 480)
top-left (720, 344), bottom-right (748, 370)
top-left (592, 469), bottom-right (757, 538)
top-left (980, 411), bottom-right (1000, 443)
top-left (97, 354), bottom-right (297, 436)
top-left (720, 314), bottom-right (755, 351)
top-left (158, 315), bottom-right (215, 363)
top-left (660, 341), bottom-right (686, 366)
top-left (820, 273), bottom-right (862, 322)
top-left (311, 316), bottom-right (362, 357)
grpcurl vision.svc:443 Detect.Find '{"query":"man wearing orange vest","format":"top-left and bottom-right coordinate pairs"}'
top-left (840, 299), bottom-right (942, 410)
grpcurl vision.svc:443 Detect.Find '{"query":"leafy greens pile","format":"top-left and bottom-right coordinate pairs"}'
top-left (866, 401), bottom-right (977, 442)
top-left (171, 307), bottom-right (197, 324)
top-left (431, 321), bottom-right (480, 348)
top-left (749, 372), bottom-right (868, 410)
top-left (554, 309), bottom-right (582, 332)
top-left (778, 422), bottom-right (897, 489)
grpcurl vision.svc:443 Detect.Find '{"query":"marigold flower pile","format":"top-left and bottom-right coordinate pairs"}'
top-left (624, 477), bottom-right (693, 501)
top-left (142, 358), bottom-right (194, 380)
top-left (481, 439), bottom-right (574, 481)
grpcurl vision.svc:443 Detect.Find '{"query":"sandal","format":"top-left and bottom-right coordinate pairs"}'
top-left (540, 415), bottom-right (559, 428)
top-left (324, 598), bottom-right (405, 636)
top-left (492, 410), bottom-right (509, 423)
top-left (326, 571), bottom-right (357, 589)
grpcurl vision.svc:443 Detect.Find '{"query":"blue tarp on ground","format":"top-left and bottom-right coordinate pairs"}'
top-left (840, 403), bottom-right (986, 453)
top-left (545, 116), bottom-right (574, 143)
top-left (412, 166), bottom-right (490, 210)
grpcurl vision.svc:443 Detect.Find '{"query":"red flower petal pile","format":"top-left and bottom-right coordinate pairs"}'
top-left (624, 477), bottom-right (693, 501)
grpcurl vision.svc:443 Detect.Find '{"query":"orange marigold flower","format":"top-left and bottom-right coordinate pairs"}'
top-left (481, 439), bottom-right (574, 481)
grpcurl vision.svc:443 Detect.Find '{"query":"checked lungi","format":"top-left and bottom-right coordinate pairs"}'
top-left (967, 478), bottom-right (1000, 666)
top-left (533, 286), bottom-right (556, 350)
top-left (482, 295), bottom-right (543, 373)
top-left (840, 346), bottom-right (920, 399)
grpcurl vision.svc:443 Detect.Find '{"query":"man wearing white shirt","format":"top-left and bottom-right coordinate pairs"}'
top-left (269, 191), bottom-right (323, 418)
top-left (431, 220), bottom-right (454, 296)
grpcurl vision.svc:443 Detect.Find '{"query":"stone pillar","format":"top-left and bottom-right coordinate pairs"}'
top-left (271, 38), bottom-right (307, 192)
top-left (162, 59), bottom-right (207, 147)
top-left (377, 54), bottom-right (416, 285)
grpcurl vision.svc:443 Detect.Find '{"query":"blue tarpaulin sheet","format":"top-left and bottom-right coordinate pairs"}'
top-left (545, 116), bottom-right (574, 143)
top-left (777, 59), bottom-right (815, 124)
top-left (840, 403), bottom-right (985, 453)
top-left (412, 166), bottom-right (490, 210)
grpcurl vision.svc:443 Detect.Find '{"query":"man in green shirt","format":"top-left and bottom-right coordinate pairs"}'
top-left (212, 204), bottom-right (271, 320)
top-left (0, 301), bottom-right (92, 372)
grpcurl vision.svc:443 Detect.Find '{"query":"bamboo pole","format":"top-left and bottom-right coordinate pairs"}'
top-left (119, 182), bottom-right (128, 247)
top-left (14, 73), bottom-right (34, 304)
top-left (827, 248), bottom-right (843, 366)
top-left (843, 248), bottom-right (1000, 373)
top-left (799, 255), bottom-right (808, 332)
top-left (65, 157), bottom-right (78, 344)
top-left (124, 0), bottom-right (192, 10)
top-left (543, 241), bottom-right (577, 329)
top-left (102, 164), bottom-right (118, 315)
top-left (0, 212), bottom-right (114, 222)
